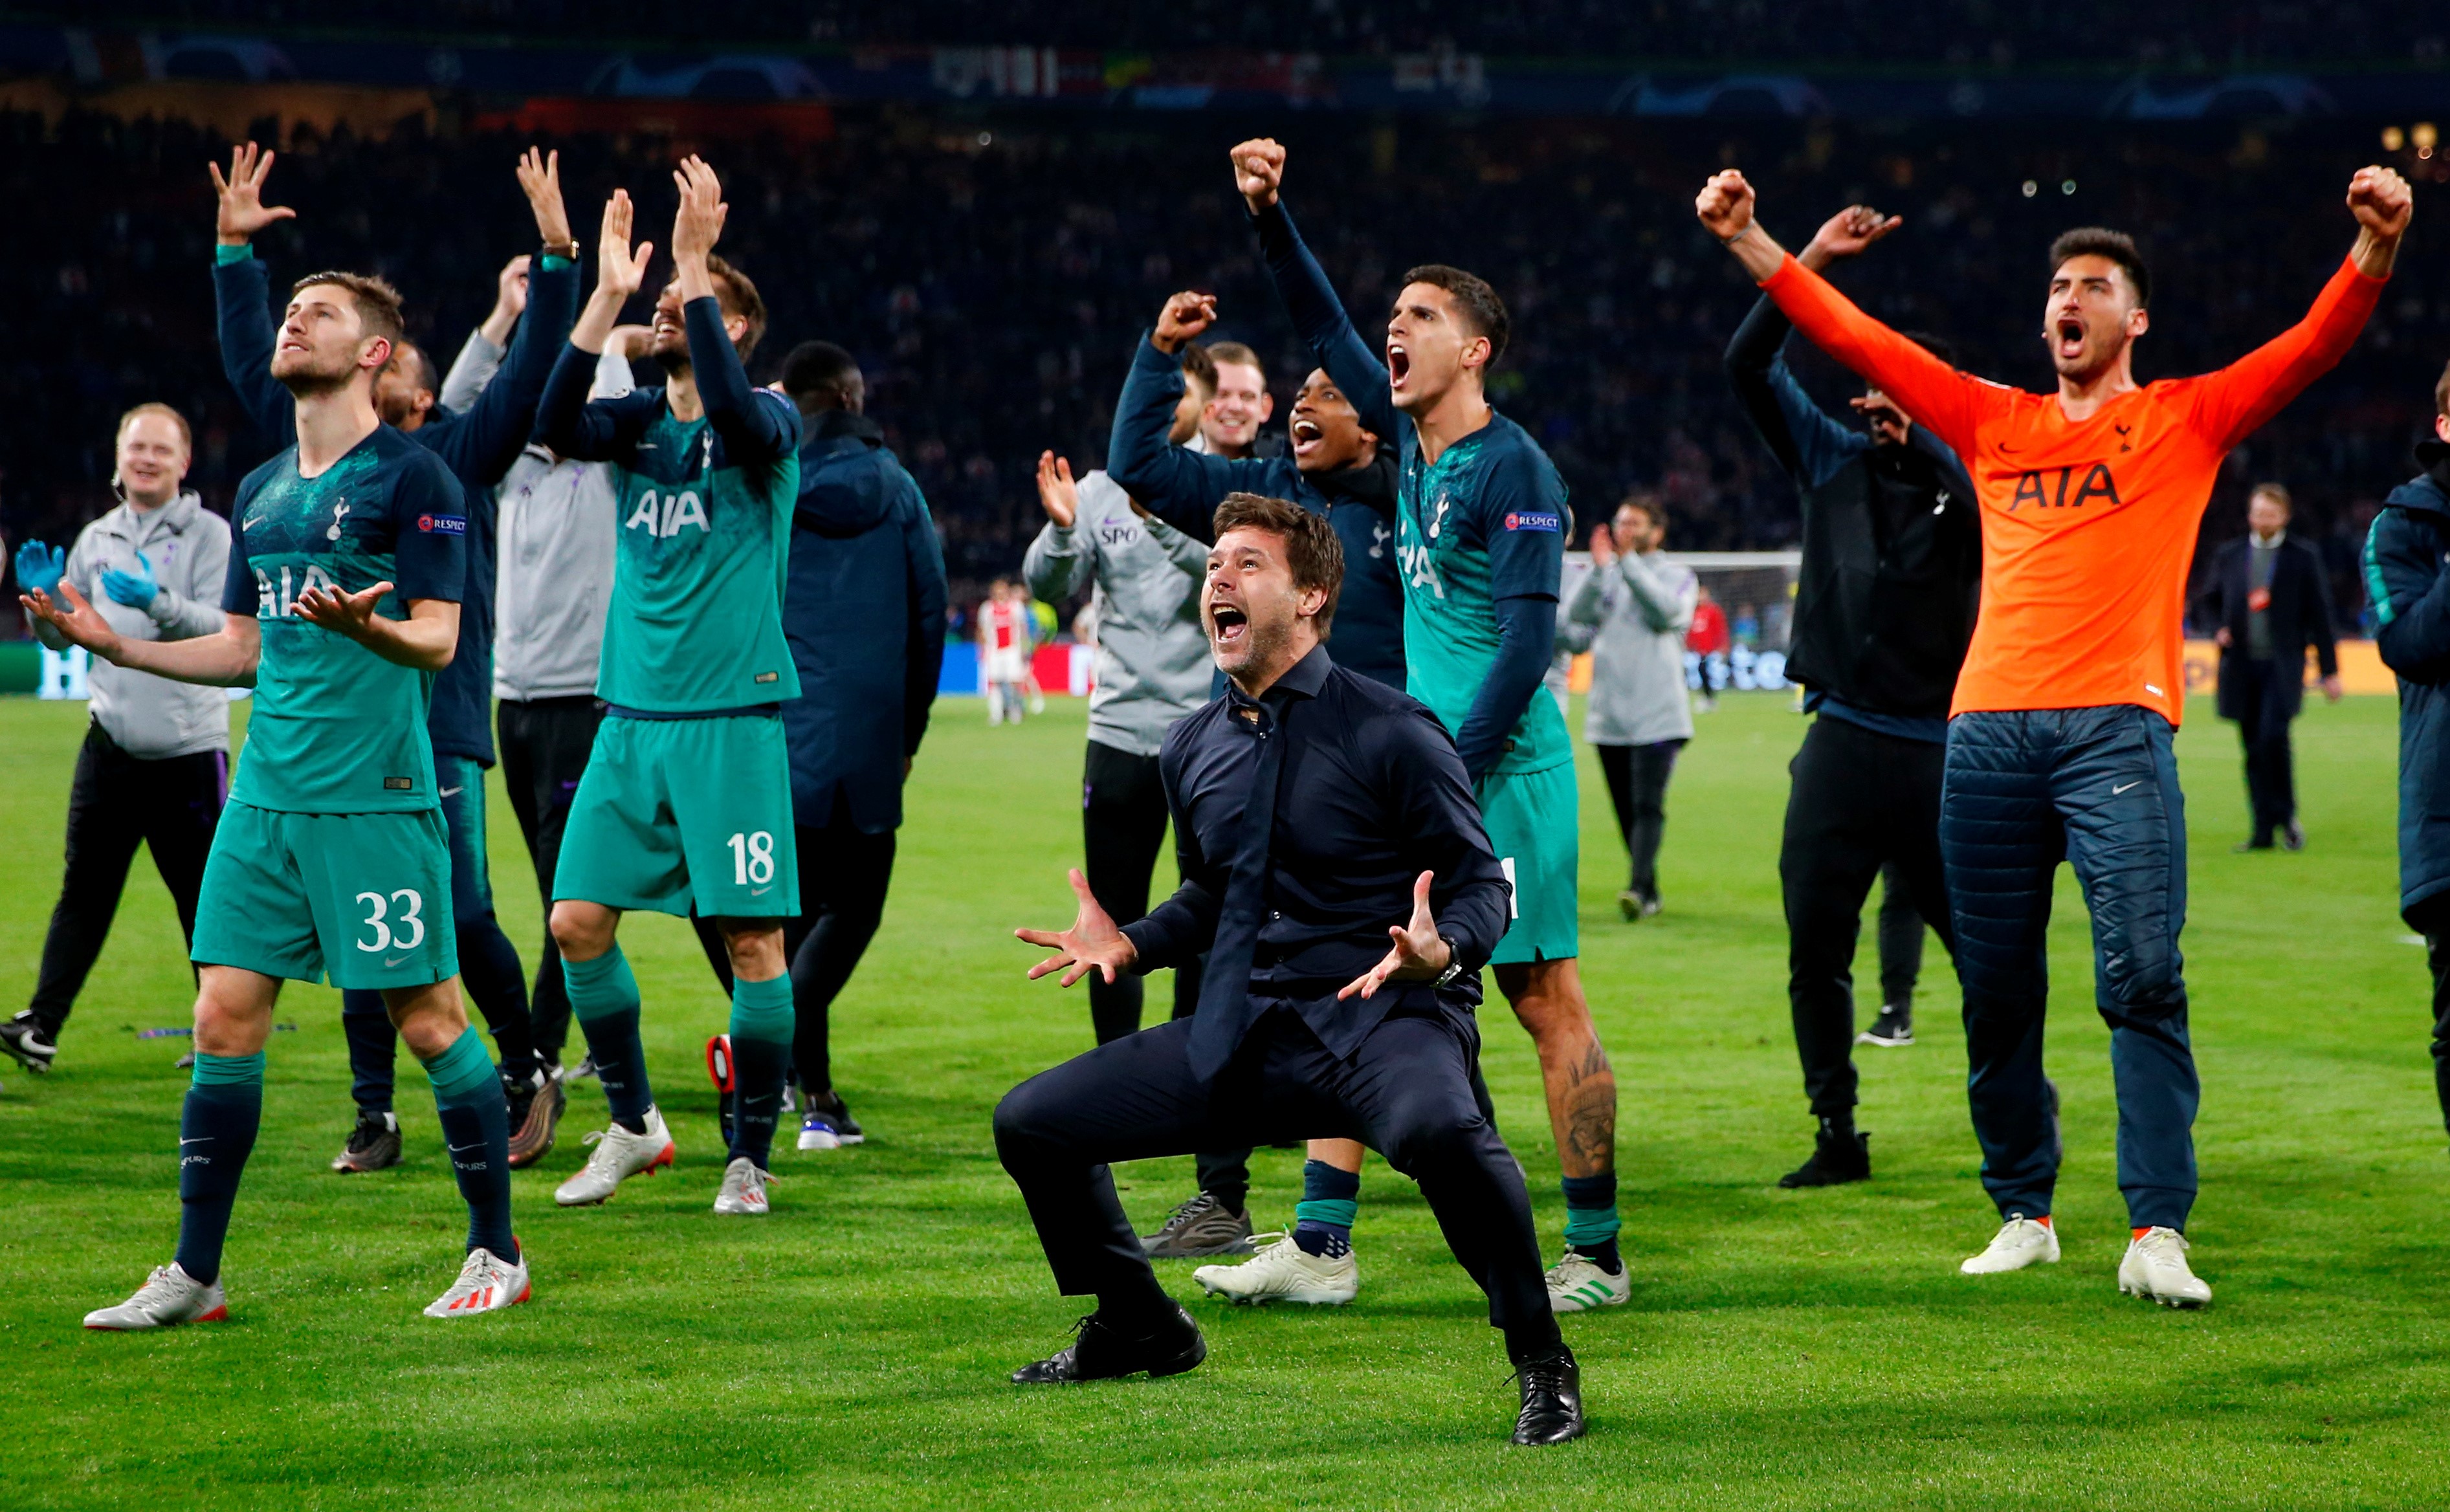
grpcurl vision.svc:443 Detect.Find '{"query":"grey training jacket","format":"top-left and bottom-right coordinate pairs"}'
top-left (1567, 549), bottom-right (1697, 748)
top-left (1022, 468), bottom-right (1212, 758)
top-left (442, 329), bottom-right (632, 702)
top-left (25, 491), bottom-right (231, 758)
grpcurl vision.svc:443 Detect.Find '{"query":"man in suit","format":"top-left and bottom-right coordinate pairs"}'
top-left (2195, 483), bottom-right (2342, 851)
top-left (993, 492), bottom-right (1581, 1445)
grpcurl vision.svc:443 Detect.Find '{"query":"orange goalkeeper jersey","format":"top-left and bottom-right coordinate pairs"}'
top-left (1760, 253), bottom-right (2383, 724)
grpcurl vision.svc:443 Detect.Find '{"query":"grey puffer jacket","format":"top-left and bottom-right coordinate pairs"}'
top-left (25, 490), bottom-right (231, 758)
top-left (1023, 468), bottom-right (1213, 758)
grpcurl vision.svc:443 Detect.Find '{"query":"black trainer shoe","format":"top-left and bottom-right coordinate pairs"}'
top-left (1856, 1005), bottom-right (1914, 1047)
top-left (0, 1012), bottom-right (58, 1073)
top-left (1778, 1129), bottom-right (1871, 1189)
top-left (506, 1071), bottom-right (565, 1169)
top-left (797, 1089), bottom-right (865, 1150)
top-left (1510, 1344), bottom-right (1586, 1445)
top-left (1140, 1192), bottom-right (1255, 1258)
top-left (1010, 1304), bottom-right (1207, 1384)
top-left (331, 1110), bottom-right (402, 1174)
top-left (2280, 819), bottom-right (2306, 852)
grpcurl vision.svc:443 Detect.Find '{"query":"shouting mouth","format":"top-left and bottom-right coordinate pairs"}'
top-left (1209, 602), bottom-right (1250, 648)
top-left (2053, 316), bottom-right (2086, 363)
top-left (1290, 414), bottom-right (1324, 457)
top-left (1386, 342), bottom-right (1410, 388)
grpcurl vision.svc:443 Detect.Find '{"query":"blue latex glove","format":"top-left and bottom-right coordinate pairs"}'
top-left (15, 539), bottom-right (63, 600)
top-left (100, 550), bottom-right (158, 610)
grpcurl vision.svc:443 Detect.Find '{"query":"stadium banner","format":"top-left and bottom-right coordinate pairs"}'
top-left (11, 26), bottom-right (2450, 124)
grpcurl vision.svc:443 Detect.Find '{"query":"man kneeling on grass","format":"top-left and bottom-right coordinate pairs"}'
top-left (995, 493), bottom-right (1582, 1445)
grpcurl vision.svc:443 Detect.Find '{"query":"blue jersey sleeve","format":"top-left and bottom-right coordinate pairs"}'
top-left (1479, 448), bottom-right (1567, 603)
top-left (536, 342), bottom-right (662, 462)
top-left (221, 496), bottom-right (260, 617)
top-left (391, 452), bottom-right (470, 604)
top-left (212, 248), bottom-right (298, 454)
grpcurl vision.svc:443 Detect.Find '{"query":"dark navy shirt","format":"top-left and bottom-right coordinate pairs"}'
top-left (1122, 644), bottom-right (1512, 1059)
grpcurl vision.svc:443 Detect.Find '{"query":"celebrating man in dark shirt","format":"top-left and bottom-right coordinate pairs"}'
top-left (993, 492), bottom-right (1581, 1445)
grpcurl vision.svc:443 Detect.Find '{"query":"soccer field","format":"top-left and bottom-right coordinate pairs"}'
top-left (1, 690), bottom-right (2444, 1509)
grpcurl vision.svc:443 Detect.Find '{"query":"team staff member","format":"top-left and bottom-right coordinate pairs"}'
top-left (1027, 349), bottom-right (1257, 1257)
top-left (1723, 203), bottom-right (1980, 1191)
top-left (694, 340), bottom-right (947, 1152)
top-left (2192, 483), bottom-right (2342, 852)
top-left (996, 494), bottom-right (1583, 1445)
top-left (1699, 160), bottom-right (2409, 1306)
top-left (5, 404), bottom-right (231, 1076)
top-left (1571, 493), bottom-right (1697, 924)
top-left (209, 142), bottom-right (573, 1172)
top-left (440, 274), bottom-right (649, 1119)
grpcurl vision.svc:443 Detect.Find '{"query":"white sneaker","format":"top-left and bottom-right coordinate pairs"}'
top-left (83, 1262), bottom-right (227, 1330)
top-left (1545, 1249), bottom-right (1631, 1313)
top-left (1959, 1213), bottom-right (2061, 1275)
top-left (553, 1106), bottom-right (676, 1206)
top-left (1193, 1233), bottom-right (1359, 1306)
top-left (2119, 1226), bottom-right (2212, 1309)
top-left (713, 1156), bottom-right (773, 1215)
top-left (424, 1245), bottom-right (531, 1318)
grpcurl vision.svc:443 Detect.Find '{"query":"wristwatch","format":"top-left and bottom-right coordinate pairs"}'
top-left (542, 239), bottom-right (580, 262)
top-left (1434, 937), bottom-right (1464, 989)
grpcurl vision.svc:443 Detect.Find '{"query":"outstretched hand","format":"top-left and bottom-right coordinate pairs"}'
top-left (1800, 204), bottom-right (1901, 271)
top-left (596, 190), bottom-right (654, 303)
top-left (210, 140), bottom-right (295, 247)
top-left (1015, 868), bottom-right (1138, 987)
top-left (518, 146), bottom-right (572, 248)
top-left (1338, 871), bottom-right (1453, 1001)
top-left (671, 154), bottom-right (728, 271)
top-left (1231, 137), bottom-right (1286, 213)
top-left (1153, 290), bottom-right (1217, 354)
top-left (21, 580), bottom-right (126, 662)
top-left (1035, 451), bottom-right (1080, 528)
top-left (294, 578), bottom-right (393, 646)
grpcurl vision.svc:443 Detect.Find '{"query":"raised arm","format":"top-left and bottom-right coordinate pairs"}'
top-left (1699, 171), bottom-right (1981, 458)
top-left (1235, 138), bottom-right (1396, 444)
top-left (1108, 320), bottom-right (1271, 543)
top-left (1021, 453), bottom-right (1094, 604)
top-left (672, 156), bottom-right (796, 465)
top-left (1726, 208), bottom-right (1898, 487)
top-left (444, 150), bottom-right (582, 484)
top-left (208, 142), bottom-right (300, 450)
top-left (2189, 169), bottom-right (2406, 450)
top-left (538, 191), bottom-right (658, 462)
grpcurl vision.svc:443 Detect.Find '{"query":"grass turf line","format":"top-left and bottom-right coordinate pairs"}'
top-left (0, 692), bottom-right (2444, 1509)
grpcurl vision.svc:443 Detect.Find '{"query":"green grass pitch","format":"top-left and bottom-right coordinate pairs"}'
top-left (1, 690), bottom-right (2445, 1509)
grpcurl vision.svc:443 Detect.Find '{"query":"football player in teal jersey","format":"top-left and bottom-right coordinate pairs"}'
top-left (32, 268), bottom-right (531, 1327)
top-left (1217, 138), bottom-right (1628, 1315)
top-left (533, 160), bottom-right (804, 1217)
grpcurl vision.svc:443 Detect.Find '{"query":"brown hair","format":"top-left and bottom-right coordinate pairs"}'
top-left (289, 270), bottom-right (406, 351)
top-left (115, 401), bottom-right (192, 455)
top-left (705, 254), bottom-right (768, 358)
top-left (1400, 263), bottom-right (1510, 364)
top-left (1206, 340), bottom-right (1265, 385)
top-left (2249, 481), bottom-right (2293, 513)
top-left (1615, 488), bottom-right (1663, 529)
top-left (2047, 227), bottom-right (2151, 308)
top-left (1179, 340), bottom-right (1217, 398)
top-left (1212, 492), bottom-right (1343, 635)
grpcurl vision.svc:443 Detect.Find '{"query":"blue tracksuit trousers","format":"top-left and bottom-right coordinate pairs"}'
top-left (1941, 706), bottom-right (2199, 1232)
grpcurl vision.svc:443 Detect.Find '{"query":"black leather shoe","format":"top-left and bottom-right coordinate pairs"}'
top-left (1778, 1129), bottom-right (1870, 1188)
top-left (1510, 1344), bottom-right (1585, 1444)
top-left (1010, 1304), bottom-right (1207, 1384)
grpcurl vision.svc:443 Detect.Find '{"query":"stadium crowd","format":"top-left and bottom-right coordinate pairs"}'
top-left (5, 105), bottom-right (2436, 617)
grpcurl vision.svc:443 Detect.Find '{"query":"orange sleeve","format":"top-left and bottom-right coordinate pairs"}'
top-left (1760, 252), bottom-right (1987, 459)
top-left (2187, 255), bottom-right (2385, 451)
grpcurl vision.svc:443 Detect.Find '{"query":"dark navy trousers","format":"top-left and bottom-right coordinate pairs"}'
top-left (1941, 707), bottom-right (2199, 1231)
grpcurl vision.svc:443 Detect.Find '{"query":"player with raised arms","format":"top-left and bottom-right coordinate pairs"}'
top-left (34, 265), bottom-right (531, 1326)
top-left (1695, 159), bottom-right (2411, 1306)
top-left (533, 159), bottom-right (804, 1218)
top-left (1228, 138), bottom-right (1628, 1314)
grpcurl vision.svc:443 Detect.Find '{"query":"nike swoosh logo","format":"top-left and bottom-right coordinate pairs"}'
top-left (439, 786), bottom-right (464, 797)
top-left (384, 955), bottom-right (410, 967)
top-left (2112, 780), bottom-right (2141, 794)
top-left (179, 1137), bottom-right (212, 1146)
top-left (448, 1142), bottom-right (484, 1153)
top-left (750, 884), bottom-right (773, 895)
top-left (243, 515), bottom-right (265, 529)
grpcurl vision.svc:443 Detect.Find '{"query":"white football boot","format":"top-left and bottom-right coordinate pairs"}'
top-left (83, 1263), bottom-right (227, 1330)
top-left (2119, 1226), bottom-right (2212, 1309)
top-left (1193, 1233), bottom-right (1359, 1306)
top-left (553, 1106), bottom-right (676, 1206)
top-left (424, 1245), bottom-right (532, 1318)
top-left (1545, 1249), bottom-right (1632, 1313)
top-left (1959, 1213), bottom-right (2061, 1275)
top-left (712, 1156), bottom-right (773, 1216)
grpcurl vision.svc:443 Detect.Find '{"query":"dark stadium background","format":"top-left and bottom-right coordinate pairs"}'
top-left (10, 6), bottom-right (2450, 623)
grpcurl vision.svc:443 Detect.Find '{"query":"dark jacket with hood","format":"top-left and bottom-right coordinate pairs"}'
top-left (1727, 294), bottom-right (1980, 725)
top-left (2192, 530), bottom-right (2339, 722)
top-left (2368, 439), bottom-right (2450, 921)
top-left (782, 409), bottom-right (948, 834)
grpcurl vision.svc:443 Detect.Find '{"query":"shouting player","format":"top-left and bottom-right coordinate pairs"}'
top-left (535, 160), bottom-right (803, 1216)
top-left (1696, 161), bottom-right (2411, 1306)
top-left (1231, 138), bottom-right (1625, 1314)
top-left (35, 267), bottom-right (530, 1325)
